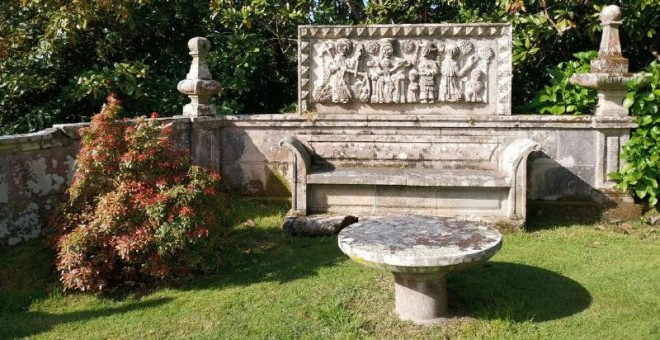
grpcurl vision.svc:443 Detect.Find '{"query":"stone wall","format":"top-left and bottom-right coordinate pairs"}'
top-left (219, 114), bottom-right (637, 205)
top-left (0, 127), bottom-right (80, 245)
top-left (0, 112), bottom-right (638, 246)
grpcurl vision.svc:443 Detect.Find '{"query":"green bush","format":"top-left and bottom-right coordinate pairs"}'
top-left (50, 94), bottom-right (225, 292)
top-left (520, 51), bottom-right (598, 115)
top-left (609, 61), bottom-right (660, 207)
top-left (2, 1), bottom-right (657, 134)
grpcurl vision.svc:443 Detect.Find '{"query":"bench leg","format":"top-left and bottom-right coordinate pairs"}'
top-left (393, 272), bottom-right (448, 325)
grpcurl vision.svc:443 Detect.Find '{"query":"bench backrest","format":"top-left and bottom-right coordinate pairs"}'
top-left (296, 131), bottom-right (506, 171)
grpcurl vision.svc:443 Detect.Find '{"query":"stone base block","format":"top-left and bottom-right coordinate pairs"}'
top-left (528, 191), bottom-right (641, 225)
top-left (394, 272), bottom-right (448, 325)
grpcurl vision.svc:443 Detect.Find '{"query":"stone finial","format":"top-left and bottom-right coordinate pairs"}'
top-left (591, 4), bottom-right (627, 73)
top-left (177, 37), bottom-right (221, 117)
top-left (600, 4), bottom-right (622, 23)
top-left (570, 5), bottom-right (648, 116)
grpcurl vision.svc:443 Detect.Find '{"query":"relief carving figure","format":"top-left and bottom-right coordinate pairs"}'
top-left (465, 69), bottom-right (485, 102)
top-left (365, 41), bottom-right (381, 103)
top-left (407, 69), bottom-right (419, 103)
top-left (470, 46), bottom-right (495, 103)
top-left (313, 39), bottom-right (363, 103)
top-left (438, 43), bottom-right (478, 102)
top-left (416, 43), bottom-right (439, 104)
top-left (308, 36), bottom-right (494, 107)
top-left (369, 39), bottom-right (409, 103)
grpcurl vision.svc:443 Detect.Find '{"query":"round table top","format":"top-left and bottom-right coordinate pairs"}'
top-left (338, 215), bottom-right (502, 274)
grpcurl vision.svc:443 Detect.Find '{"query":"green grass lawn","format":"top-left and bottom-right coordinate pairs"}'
top-left (1, 200), bottom-right (658, 339)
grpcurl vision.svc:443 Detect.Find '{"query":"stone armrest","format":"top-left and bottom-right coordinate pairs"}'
top-left (280, 136), bottom-right (313, 214)
top-left (498, 138), bottom-right (540, 219)
top-left (498, 139), bottom-right (540, 177)
top-left (279, 136), bottom-right (312, 183)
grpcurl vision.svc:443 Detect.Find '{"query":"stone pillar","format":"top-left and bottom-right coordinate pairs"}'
top-left (177, 37), bottom-right (223, 172)
top-left (177, 37), bottom-right (221, 117)
top-left (570, 5), bottom-right (647, 193)
top-left (191, 120), bottom-right (223, 173)
top-left (393, 272), bottom-right (448, 325)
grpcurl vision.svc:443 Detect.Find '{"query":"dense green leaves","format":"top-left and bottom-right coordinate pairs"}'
top-left (609, 61), bottom-right (660, 207)
top-left (520, 51), bottom-right (598, 115)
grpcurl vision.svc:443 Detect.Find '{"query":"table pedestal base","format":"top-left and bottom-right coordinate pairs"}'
top-left (394, 272), bottom-right (448, 325)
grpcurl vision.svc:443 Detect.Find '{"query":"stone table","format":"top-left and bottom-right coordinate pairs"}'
top-left (337, 215), bottom-right (502, 325)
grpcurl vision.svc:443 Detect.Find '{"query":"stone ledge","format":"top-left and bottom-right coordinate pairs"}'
top-left (222, 113), bottom-right (637, 129)
top-left (0, 128), bottom-right (78, 152)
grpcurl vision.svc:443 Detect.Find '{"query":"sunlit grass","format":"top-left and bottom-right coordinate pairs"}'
top-left (1, 199), bottom-right (658, 339)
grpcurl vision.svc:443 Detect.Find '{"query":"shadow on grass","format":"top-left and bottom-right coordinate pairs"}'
top-left (0, 297), bottom-right (173, 339)
top-left (448, 262), bottom-right (592, 322)
top-left (525, 216), bottom-right (597, 232)
top-left (180, 197), bottom-right (349, 290)
top-left (186, 229), bottom-right (347, 289)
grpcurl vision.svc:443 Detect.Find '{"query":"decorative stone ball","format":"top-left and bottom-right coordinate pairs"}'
top-left (188, 37), bottom-right (211, 55)
top-left (600, 5), bottom-right (622, 23)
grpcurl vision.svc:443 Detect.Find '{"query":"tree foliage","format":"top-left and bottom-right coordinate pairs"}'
top-left (1, 0), bottom-right (658, 135)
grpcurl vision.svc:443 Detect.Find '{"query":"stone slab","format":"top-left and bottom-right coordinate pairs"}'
top-left (299, 24), bottom-right (512, 115)
top-left (306, 168), bottom-right (510, 187)
top-left (308, 184), bottom-right (509, 217)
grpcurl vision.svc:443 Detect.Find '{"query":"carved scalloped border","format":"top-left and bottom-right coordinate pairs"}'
top-left (298, 24), bottom-right (512, 115)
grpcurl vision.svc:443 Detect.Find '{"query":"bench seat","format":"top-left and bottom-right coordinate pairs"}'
top-left (280, 135), bottom-right (539, 224)
top-left (307, 168), bottom-right (510, 187)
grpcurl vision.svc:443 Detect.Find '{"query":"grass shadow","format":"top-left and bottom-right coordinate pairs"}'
top-left (448, 262), bottom-right (592, 322)
top-left (179, 197), bottom-right (349, 290)
top-left (0, 297), bottom-right (173, 338)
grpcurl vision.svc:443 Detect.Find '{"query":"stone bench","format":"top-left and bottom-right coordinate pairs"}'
top-left (278, 23), bottom-right (542, 224)
top-left (281, 135), bottom-right (539, 223)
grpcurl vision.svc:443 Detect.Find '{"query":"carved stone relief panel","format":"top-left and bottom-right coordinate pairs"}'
top-left (299, 25), bottom-right (512, 115)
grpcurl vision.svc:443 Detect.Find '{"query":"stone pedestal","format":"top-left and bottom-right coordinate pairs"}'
top-left (394, 272), bottom-right (448, 324)
top-left (595, 89), bottom-right (628, 116)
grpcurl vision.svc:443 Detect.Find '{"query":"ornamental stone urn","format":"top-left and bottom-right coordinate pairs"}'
top-left (570, 5), bottom-right (648, 116)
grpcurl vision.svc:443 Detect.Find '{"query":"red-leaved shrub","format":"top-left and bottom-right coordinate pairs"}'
top-left (51, 94), bottom-right (223, 292)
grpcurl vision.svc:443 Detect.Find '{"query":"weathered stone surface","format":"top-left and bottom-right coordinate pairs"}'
top-left (282, 215), bottom-right (358, 236)
top-left (177, 37), bottom-right (221, 117)
top-left (308, 184), bottom-right (509, 218)
top-left (299, 24), bottom-right (511, 115)
top-left (1, 111), bottom-right (638, 246)
top-left (338, 215), bottom-right (502, 272)
top-left (338, 215), bottom-right (502, 324)
top-left (0, 126), bottom-right (80, 246)
top-left (307, 168), bottom-right (510, 187)
top-left (283, 132), bottom-right (537, 222)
